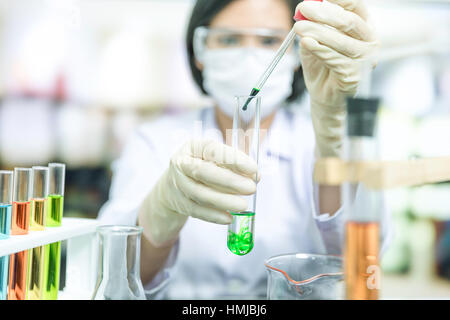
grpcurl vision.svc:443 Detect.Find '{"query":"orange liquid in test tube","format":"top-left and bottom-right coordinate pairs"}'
top-left (8, 168), bottom-right (32, 300)
top-left (11, 201), bottom-right (30, 235)
top-left (344, 221), bottom-right (380, 300)
top-left (8, 250), bottom-right (28, 300)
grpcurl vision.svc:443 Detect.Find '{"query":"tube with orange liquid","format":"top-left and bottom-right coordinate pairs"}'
top-left (8, 168), bottom-right (32, 300)
top-left (342, 97), bottom-right (381, 300)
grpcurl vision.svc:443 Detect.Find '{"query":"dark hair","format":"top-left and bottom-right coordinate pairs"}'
top-left (185, 0), bottom-right (305, 103)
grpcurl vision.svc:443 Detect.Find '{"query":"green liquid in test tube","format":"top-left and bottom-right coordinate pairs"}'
top-left (42, 241), bottom-right (61, 300)
top-left (42, 163), bottom-right (65, 300)
top-left (227, 211), bottom-right (255, 255)
top-left (47, 194), bottom-right (64, 227)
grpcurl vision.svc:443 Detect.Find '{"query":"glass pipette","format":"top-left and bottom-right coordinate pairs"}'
top-left (242, 0), bottom-right (323, 111)
top-left (241, 28), bottom-right (297, 110)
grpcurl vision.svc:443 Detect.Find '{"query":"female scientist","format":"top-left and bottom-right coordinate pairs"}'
top-left (99, 0), bottom-right (391, 298)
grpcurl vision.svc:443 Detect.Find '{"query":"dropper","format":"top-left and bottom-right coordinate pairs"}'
top-left (242, 0), bottom-right (323, 111)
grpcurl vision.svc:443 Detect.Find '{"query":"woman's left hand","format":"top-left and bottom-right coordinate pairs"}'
top-left (294, 0), bottom-right (380, 157)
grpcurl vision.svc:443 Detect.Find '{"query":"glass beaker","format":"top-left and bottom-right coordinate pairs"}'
top-left (227, 95), bottom-right (260, 256)
top-left (264, 253), bottom-right (344, 300)
top-left (92, 225), bottom-right (146, 300)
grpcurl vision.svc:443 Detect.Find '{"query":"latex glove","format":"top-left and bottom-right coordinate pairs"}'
top-left (138, 139), bottom-right (258, 247)
top-left (294, 0), bottom-right (380, 157)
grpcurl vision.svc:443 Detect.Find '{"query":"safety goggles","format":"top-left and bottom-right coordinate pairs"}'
top-left (193, 26), bottom-right (299, 62)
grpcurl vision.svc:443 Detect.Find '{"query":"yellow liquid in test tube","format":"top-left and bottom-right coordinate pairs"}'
top-left (26, 246), bottom-right (45, 300)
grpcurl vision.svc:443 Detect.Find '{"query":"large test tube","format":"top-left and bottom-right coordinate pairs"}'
top-left (8, 168), bottom-right (31, 300)
top-left (42, 163), bottom-right (65, 300)
top-left (342, 97), bottom-right (381, 300)
top-left (0, 170), bottom-right (13, 300)
top-left (27, 166), bottom-right (49, 300)
top-left (227, 96), bottom-right (260, 256)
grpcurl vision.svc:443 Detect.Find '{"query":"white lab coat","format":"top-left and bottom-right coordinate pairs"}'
top-left (98, 101), bottom-right (392, 299)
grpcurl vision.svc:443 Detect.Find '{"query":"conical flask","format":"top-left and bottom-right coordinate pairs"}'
top-left (92, 225), bottom-right (146, 300)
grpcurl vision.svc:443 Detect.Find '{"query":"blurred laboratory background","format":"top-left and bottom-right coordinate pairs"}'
top-left (0, 0), bottom-right (449, 299)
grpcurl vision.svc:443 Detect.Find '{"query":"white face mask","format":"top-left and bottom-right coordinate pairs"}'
top-left (201, 48), bottom-right (299, 120)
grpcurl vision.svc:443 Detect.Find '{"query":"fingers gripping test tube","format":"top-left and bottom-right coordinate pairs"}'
top-left (227, 96), bottom-right (260, 256)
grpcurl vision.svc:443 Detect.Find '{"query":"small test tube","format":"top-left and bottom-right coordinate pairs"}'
top-left (30, 166), bottom-right (49, 231)
top-left (10, 168), bottom-right (31, 235)
top-left (27, 167), bottom-right (49, 300)
top-left (8, 168), bottom-right (32, 300)
top-left (46, 163), bottom-right (65, 227)
top-left (0, 170), bottom-right (13, 300)
top-left (42, 163), bottom-right (65, 300)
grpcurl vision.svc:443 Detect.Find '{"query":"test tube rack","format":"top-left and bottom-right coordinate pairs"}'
top-left (314, 156), bottom-right (450, 189)
top-left (0, 217), bottom-right (100, 299)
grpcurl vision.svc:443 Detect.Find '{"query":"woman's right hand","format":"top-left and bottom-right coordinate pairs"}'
top-left (138, 139), bottom-right (258, 248)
